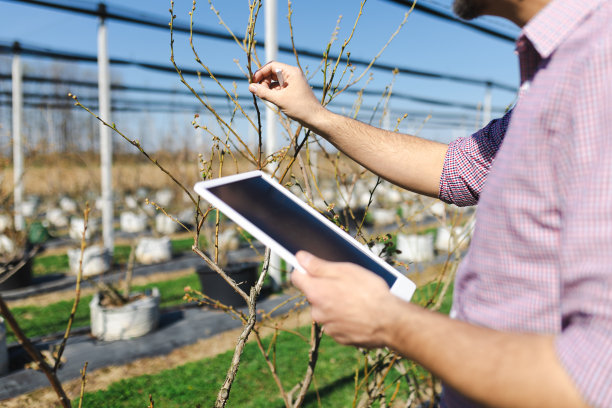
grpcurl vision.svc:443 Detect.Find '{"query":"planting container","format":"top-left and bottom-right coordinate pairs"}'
top-left (67, 246), bottom-right (111, 277)
top-left (0, 318), bottom-right (8, 375)
top-left (396, 233), bottom-right (435, 263)
top-left (90, 287), bottom-right (160, 341)
top-left (196, 262), bottom-right (259, 308)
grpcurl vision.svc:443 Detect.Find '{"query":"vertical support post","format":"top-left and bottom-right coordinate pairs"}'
top-left (98, 3), bottom-right (114, 254)
top-left (482, 82), bottom-right (492, 127)
top-left (265, 0), bottom-right (283, 288)
top-left (12, 42), bottom-right (24, 232)
top-left (265, 0), bottom-right (278, 159)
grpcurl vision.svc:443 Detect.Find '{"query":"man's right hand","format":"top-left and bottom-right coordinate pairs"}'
top-left (249, 61), bottom-right (325, 127)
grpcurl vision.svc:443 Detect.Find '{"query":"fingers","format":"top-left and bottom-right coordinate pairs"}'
top-left (251, 61), bottom-right (290, 83)
top-left (296, 251), bottom-right (333, 277)
top-left (248, 61), bottom-right (287, 104)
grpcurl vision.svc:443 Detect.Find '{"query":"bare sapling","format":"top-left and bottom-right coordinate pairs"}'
top-left (67, 0), bottom-right (470, 404)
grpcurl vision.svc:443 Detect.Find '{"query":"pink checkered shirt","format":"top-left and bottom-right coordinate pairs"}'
top-left (438, 0), bottom-right (612, 406)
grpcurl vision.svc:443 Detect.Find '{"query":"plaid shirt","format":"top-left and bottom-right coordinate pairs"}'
top-left (438, 0), bottom-right (612, 406)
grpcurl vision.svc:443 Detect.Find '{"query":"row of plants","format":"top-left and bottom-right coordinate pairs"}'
top-left (31, 237), bottom-right (200, 277)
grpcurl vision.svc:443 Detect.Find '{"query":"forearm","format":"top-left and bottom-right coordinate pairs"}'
top-left (306, 108), bottom-right (448, 197)
top-left (250, 63), bottom-right (448, 197)
top-left (383, 301), bottom-right (588, 408)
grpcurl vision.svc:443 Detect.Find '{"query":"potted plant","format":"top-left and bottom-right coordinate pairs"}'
top-left (0, 317), bottom-right (8, 375)
top-left (0, 219), bottom-right (37, 291)
top-left (88, 242), bottom-right (160, 341)
top-left (195, 226), bottom-right (260, 309)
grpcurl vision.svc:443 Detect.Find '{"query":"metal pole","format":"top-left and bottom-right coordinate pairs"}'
top-left (12, 42), bottom-right (24, 232)
top-left (265, 0), bottom-right (278, 159)
top-left (98, 3), bottom-right (113, 253)
top-left (482, 82), bottom-right (492, 127)
top-left (265, 0), bottom-right (283, 287)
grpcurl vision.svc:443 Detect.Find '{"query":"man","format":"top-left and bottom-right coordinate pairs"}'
top-left (248, 0), bottom-right (611, 406)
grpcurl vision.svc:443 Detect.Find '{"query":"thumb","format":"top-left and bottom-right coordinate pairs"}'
top-left (296, 251), bottom-right (332, 278)
top-left (249, 83), bottom-right (275, 104)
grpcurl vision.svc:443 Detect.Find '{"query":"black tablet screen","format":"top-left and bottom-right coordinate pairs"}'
top-left (208, 175), bottom-right (397, 287)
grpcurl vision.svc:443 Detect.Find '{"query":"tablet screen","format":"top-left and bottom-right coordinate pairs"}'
top-left (207, 175), bottom-right (398, 287)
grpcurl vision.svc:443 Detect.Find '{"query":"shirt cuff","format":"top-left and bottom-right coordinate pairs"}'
top-left (438, 137), bottom-right (480, 207)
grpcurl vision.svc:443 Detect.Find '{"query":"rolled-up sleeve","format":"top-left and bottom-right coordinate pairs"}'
top-left (438, 110), bottom-right (512, 206)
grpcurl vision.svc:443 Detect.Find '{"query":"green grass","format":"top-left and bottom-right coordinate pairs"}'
top-left (6, 273), bottom-right (201, 344)
top-left (170, 236), bottom-right (208, 255)
top-left (74, 281), bottom-right (453, 407)
top-left (32, 253), bottom-right (70, 276)
top-left (78, 327), bottom-right (379, 407)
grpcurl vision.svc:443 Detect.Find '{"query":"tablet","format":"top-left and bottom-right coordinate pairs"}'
top-left (193, 171), bottom-right (416, 302)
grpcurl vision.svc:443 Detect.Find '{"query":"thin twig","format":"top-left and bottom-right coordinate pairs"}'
top-left (54, 205), bottom-right (90, 373)
top-left (0, 294), bottom-right (71, 407)
top-left (292, 322), bottom-right (323, 407)
top-left (77, 361), bottom-right (88, 408)
top-left (69, 93), bottom-right (204, 216)
top-left (122, 242), bottom-right (137, 300)
top-left (192, 246), bottom-right (249, 304)
top-left (215, 249), bottom-right (271, 407)
top-left (253, 329), bottom-right (291, 408)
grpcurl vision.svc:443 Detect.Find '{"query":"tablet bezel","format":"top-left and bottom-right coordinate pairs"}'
top-left (193, 170), bottom-right (415, 302)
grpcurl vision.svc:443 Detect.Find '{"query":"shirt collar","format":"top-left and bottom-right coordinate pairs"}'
top-left (520, 0), bottom-right (606, 59)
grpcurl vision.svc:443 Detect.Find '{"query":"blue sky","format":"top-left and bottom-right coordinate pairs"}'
top-left (0, 0), bottom-right (522, 148)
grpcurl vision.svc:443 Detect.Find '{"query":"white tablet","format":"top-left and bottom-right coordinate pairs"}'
top-left (193, 171), bottom-right (416, 302)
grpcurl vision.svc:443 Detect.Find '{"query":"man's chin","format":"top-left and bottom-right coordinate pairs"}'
top-left (452, 0), bottom-right (486, 20)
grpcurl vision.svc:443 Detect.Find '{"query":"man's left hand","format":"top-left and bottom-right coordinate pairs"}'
top-left (291, 251), bottom-right (401, 348)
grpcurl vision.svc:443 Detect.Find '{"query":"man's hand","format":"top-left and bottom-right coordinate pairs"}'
top-left (291, 251), bottom-right (401, 348)
top-left (249, 62), bottom-right (325, 126)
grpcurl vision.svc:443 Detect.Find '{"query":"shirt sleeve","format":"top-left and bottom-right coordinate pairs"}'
top-left (438, 110), bottom-right (512, 207)
top-left (554, 36), bottom-right (612, 408)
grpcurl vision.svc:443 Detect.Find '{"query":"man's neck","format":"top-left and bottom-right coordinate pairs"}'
top-left (487, 0), bottom-right (552, 27)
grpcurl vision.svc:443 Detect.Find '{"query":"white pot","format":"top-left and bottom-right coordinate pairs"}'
top-left (46, 208), bottom-right (69, 228)
top-left (154, 189), bottom-right (174, 207)
top-left (120, 211), bottom-right (148, 233)
top-left (427, 201), bottom-right (447, 218)
top-left (59, 197), bottom-right (78, 213)
top-left (135, 237), bottom-right (172, 264)
top-left (435, 223), bottom-right (473, 253)
top-left (0, 317), bottom-right (8, 375)
top-left (124, 195), bottom-right (139, 209)
top-left (155, 213), bottom-right (179, 235)
top-left (69, 217), bottom-right (98, 240)
top-left (0, 215), bottom-right (10, 233)
top-left (20, 199), bottom-right (38, 218)
top-left (67, 246), bottom-right (111, 277)
top-left (89, 288), bottom-right (160, 341)
top-left (370, 208), bottom-right (397, 227)
top-left (396, 233), bottom-right (435, 263)
top-left (0, 235), bottom-right (16, 256)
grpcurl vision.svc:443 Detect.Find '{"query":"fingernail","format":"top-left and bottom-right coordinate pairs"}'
top-left (248, 84), bottom-right (257, 93)
top-left (296, 251), bottom-right (313, 267)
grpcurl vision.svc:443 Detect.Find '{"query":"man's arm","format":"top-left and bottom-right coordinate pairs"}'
top-left (249, 62), bottom-right (448, 198)
top-left (292, 251), bottom-right (590, 408)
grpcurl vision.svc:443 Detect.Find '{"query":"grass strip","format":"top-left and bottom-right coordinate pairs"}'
top-left (75, 281), bottom-right (453, 407)
top-left (77, 327), bottom-right (373, 407)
